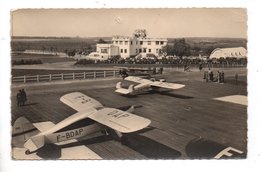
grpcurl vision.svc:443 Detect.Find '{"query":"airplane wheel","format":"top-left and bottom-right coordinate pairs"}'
top-left (25, 150), bottom-right (31, 155)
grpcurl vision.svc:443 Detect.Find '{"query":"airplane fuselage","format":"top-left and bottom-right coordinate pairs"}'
top-left (44, 123), bottom-right (103, 144)
top-left (24, 122), bottom-right (104, 153)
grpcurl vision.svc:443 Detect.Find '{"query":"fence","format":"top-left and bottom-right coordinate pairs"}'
top-left (12, 70), bottom-right (120, 83)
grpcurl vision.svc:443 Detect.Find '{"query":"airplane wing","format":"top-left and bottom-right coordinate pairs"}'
top-left (124, 76), bottom-right (151, 84)
top-left (60, 92), bottom-right (103, 112)
top-left (150, 81), bottom-right (185, 90)
top-left (61, 92), bottom-right (150, 132)
top-left (88, 107), bottom-right (151, 133)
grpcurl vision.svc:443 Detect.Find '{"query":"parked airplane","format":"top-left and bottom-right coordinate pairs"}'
top-left (12, 92), bottom-right (151, 155)
top-left (115, 66), bottom-right (161, 78)
top-left (115, 76), bottom-right (185, 95)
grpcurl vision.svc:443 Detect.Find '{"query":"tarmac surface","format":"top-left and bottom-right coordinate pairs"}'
top-left (11, 67), bottom-right (247, 159)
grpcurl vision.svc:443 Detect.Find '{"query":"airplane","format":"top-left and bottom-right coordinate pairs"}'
top-left (115, 66), bottom-right (162, 78)
top-left (12, 92), bottom-right (151, 155)
top-left (115, 76), bottom-right (185, 95)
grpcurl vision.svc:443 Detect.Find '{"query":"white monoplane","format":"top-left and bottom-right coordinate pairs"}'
top-left (12, 92), bottom-right (151, 155)
top-left (115, 76), bottom-right (185, 95)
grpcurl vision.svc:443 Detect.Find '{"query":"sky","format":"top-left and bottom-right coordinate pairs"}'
top-left (11, 8), bottom-right (247, 38)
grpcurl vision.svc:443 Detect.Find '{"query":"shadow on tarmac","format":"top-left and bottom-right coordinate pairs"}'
top-left (22, 102), bottom-right (39, 106)
top-left (36, 144), bottom-right (62, 159)
top-left (122, 133), bottom-right (181, 159)
top-left (136, 90), bottom-right (194, 99)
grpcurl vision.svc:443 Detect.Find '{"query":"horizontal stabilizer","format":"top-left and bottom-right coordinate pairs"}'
top-left (89, 107), bottom-right (151, 133)
top-left (115, 88), bottom-right (131, 95)
top-left (33, 121), bottom-right (55, 132)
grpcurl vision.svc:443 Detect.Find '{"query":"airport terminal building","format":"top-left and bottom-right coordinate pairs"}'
top-left (96, 36), bottom-right (168, 59)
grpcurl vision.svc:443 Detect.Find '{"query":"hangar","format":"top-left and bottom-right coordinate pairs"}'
top-left (209, 47), bottom-right (247, 59)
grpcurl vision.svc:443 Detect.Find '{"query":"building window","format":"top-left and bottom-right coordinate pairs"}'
top-left (119, 41), bottom-right (123, 45)
top-left (156, 41), bottom-right (159, 45)
top-left (140, 41), bottom-right (143, 45)
top-left (148, 41), bottom-right (151, 45)
top-left (101, 49), bottom-right (108, 54)
top-left (125, 41), bottom-right (128, 45)
top-left (139, 49), bottom-right (142, 53)
top-left (121, 49), bottom-right (123, 53)
top-left (130, 41), bottom-right (133, 45)
top-left (148, 49), bottom-right (151, 53)
top-left (160, 41), bottom-right (164, 45)
top-left (143, 48), bottom-right (147, 53)
top-left (124, 49), bottom-right (127, 53)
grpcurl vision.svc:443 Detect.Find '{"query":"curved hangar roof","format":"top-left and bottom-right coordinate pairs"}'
top-left (209, 47), bottom-right (247, 59)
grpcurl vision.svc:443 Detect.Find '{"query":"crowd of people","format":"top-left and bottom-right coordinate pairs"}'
top-left (203, 70), bottom-right (225, 83)
top-left (16, 89), bottom-right (27, 107)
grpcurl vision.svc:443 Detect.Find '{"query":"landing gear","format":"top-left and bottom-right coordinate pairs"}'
top-left (25, 150), bottom-right (32, 155)
top-left (101, 129), bottom-right (109, 136)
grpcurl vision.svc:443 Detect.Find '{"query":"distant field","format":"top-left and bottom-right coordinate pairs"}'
top-left (12, 54), bottom-right (75, 63)
top-left (11, 37), bottom-right (102, 52)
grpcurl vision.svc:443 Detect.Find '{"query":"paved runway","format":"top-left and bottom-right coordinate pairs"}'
top-left (11, 68), bottom-right (247, 159)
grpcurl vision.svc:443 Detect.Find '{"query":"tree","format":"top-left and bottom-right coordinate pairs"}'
top-left (98, 38), bottom-right (107, 44)
top-left (204, 46), bottom-right (215, 56)
top-left (172, 38), bottom-right (191, 59)
top-left (133, 29), bottom-right (147, 38)
top-left (162, 45), bottom-right (175, 56)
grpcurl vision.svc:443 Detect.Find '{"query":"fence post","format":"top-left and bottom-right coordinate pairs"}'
top-left (104, 71), bottom-right (106, 78)
top-left (61, 73), bottom-right (64, 80)
top-left (83, 72), bottom-right (86, 79)
top-left (37, 75), bottom-right (39, 82)
top-left (113, 70), bottom-right (116, 77)
top-left (94, 71), bottom-right (96, 79)
top-left (24, 75), bottom-right (26, 83)
top-left (73, 72), bottom-right (75, 80)
top-left (49, 74), bottom-right (52, 81)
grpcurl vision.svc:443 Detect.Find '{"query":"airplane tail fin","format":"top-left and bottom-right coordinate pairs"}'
top-left (24, 135), bottom-right (45, 153)
top-left (12, 117), bottom-right (36, 136)
top-left (128, 84), bottom-right (135, 92)
top-left (115, 83), bottom-right (134, 95)
top-left (126, 105), bottom-right (142, 113)
top-left (116, 82), bottom-right (122, 89)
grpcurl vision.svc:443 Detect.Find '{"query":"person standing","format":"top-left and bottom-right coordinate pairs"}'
top-left (20, 89), bottom-right (27, 106)
top-left (199, 63), bottom-right (203, 71)
top-left (217, 71), bottom-right (221, 83)
top-left (221, 71), bottom-right (225, 83)
top-left (16, 90), bottom-right (21, 107)
top-left (235, 72), bottom-right (238, 84)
